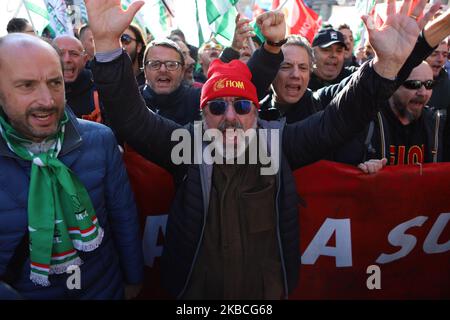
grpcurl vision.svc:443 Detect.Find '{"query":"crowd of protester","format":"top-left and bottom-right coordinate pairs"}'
top-left (0, 0), bottom-right (449, 300)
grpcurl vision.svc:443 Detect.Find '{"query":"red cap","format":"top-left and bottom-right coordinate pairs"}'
top-left (200, 59), bottom-right (259, 109)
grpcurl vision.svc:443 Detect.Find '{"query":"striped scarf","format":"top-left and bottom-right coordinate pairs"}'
top-left (0, 111), bottom-right (103, 286)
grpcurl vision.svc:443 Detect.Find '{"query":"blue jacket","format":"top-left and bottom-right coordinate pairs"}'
top-left (0, 113), bottom-right (143, 299)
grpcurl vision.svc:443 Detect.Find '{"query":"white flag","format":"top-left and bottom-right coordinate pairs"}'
top-left (44, 0), bottom-right (73, 36)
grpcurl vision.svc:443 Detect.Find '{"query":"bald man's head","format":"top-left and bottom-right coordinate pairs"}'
top-left (52, 35), bottom-right (88, 83)
top-left (0, 33), bottom-right (65, 142)
top-left (0, 33), bottom-right (61, 72)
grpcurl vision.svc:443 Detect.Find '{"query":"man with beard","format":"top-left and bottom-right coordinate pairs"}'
top-left (332, 62), bottom-right (446, 166)
top-left (121, 24), bottom-right (146, 86)
top-left (87, 0), bottom-right (437, 299)
top-left (53, 35), bottom-right (102, 122)
top-left (0, 33), bottom-right (143, 299)
top-left (139, 39), bottom-right (201, 125)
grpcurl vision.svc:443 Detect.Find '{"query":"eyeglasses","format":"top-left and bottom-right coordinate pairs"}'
top-left (120, 34), bottom-right (137, 45)
top-left (402, 80), bottom-right (435, 90)
top-left (206, 99), bottom-right (253, 115)
top-left (144, 60), bottom-right (183, 71)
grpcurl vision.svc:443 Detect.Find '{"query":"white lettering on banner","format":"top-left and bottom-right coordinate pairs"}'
top-left (423, 213), bottom-right (450, 254)
top-left (142, 215), bottom-right (168, 267)
top-left (301, 218), bottom-right (352, 267)
top-left (366, 265), bottom-right (381, 290)
top-left (66, 265), bottom-right (81, 290)
top-left (376, 216), bottom-right (428, 264)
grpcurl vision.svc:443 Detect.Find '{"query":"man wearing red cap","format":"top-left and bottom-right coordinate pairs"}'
top-left (87, 0), bottom-right (437, 299)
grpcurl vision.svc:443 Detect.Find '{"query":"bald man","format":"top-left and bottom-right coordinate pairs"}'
top-left (0, 33), bottom-right (143, 299)
top-left (53, 35), bottom-right (100, 121)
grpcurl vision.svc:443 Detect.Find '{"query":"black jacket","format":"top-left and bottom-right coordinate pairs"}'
top-left (93, 50), bottom-right (398, 298)
top-left (428, 68), bottom-right (450, 112)
top-left (65, 69), bottom-right (97, 118)
top-left (140, 84), bottom-right (201, 125)
top-left (308, 65), bottom-right (358, 91)
top-left (259, 89), bottom-right (325, 123)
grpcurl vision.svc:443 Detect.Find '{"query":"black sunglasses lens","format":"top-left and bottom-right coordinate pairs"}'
top-left (208, 101), bottom-right (227, 115)
top-left (423, 80), bottom-right (434, 89)
top-left (233, 100), bottom-right (252, 114)
top-left (403, 80), bottom-right (434, 90)
top-left (120, 35), bottom-right (131, 44)
top-left (403, 80), bottom-right (421, 89)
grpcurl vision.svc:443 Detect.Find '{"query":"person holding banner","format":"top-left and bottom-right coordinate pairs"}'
top-left (0, 33), bottom-right (144, 299)
top-left (88, 0), bottom-right (438, 299)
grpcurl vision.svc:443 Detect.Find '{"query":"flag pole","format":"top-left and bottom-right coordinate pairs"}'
top-left (21, 0), bottom-right (37, 34)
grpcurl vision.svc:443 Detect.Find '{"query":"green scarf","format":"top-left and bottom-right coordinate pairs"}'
top-left (0, 112), bottom-right (103, 286)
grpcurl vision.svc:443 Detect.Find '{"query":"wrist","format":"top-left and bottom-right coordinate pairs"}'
top-left (94, 38), bottom-right (122, 53)
top-left (265, 38), bottom-right (287, 47)
top-left (372, 56), bottom-right (398, 80)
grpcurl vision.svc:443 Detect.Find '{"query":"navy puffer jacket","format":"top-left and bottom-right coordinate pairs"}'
top-left (0, 113), bottom-right (143, 299)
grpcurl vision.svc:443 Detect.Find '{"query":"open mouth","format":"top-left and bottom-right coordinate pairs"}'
top-left (156, 76), bottom-right (172, 86)
top-left (285, 84), bottom-right (301, 94)
top-left (29, 111), bottom-right (56, 126)
top-left (63, 67), bottom-right (75, 79)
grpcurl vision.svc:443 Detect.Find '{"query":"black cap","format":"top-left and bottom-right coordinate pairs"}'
top-left (312, 29), bottom-right (347, 49)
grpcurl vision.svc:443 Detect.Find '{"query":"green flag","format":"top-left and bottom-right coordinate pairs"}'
top-left (43, 0), bottom-right (74, 36)
top-left (206, 0), bottom-right (239, 47)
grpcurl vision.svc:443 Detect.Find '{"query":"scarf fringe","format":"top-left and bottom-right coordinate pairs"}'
top-left (72, 227), bottom-right (104, 252)
top-left (49, 257), bottom-right (83, 275)
top-left (30, 272), bottom-right (51, 287)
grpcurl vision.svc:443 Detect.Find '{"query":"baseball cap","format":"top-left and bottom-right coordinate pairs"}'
top-left (312, 29), bottom-right (347, 49)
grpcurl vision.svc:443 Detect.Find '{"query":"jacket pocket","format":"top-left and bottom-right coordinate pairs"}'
top-left (240, 182), bottom-right (276, 234)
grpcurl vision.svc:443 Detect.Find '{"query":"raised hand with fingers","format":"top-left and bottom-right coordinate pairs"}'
top-left (363, 0), bottom-right (440, 79)
top-left (84, 0), bottom-right (145, 52)
top-left (231, 13), bottom-right (255, 52)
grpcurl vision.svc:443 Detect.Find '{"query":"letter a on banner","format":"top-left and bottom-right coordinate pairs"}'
top-left (301, 218), bottom-right (352, 267)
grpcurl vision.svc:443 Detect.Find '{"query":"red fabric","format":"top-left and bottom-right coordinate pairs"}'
top-left (200, 59), bottom-right (259, 109)
top-left (273, 0), bottom-right (321, 44)
top-left (124, 157), bottom-right (450, 299)
top-left (291, 161), bottom-right (450, 299)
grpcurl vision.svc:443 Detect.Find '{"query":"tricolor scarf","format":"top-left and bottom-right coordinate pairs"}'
top-left (0, 111), bottom-right (103, 286)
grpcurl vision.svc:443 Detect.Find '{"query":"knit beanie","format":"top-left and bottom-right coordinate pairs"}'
top-left (200, 59), bottom-right (259, 109)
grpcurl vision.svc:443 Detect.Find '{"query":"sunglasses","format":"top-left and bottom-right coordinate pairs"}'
top-left (203, 43), bottom-right (223, 51)
top-left (402, 80), bottom-right (435, 90)
top-left (206, 99), bottom-right (253, 115)
top-left (120, 34), bottom-right (137, 45)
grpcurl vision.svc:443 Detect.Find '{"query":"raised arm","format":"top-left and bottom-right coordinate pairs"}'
top-left (284, 0), bottom-right (437, 168)
top-left (220, 11), bottom-right (286, 100)
top-left (86, 0), bottom-right (181, 171)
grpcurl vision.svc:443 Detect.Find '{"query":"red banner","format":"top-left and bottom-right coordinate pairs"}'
top-left (123, 151), bottom-right (450, 300)
top-left (272, 0), bottom-right (321, 44)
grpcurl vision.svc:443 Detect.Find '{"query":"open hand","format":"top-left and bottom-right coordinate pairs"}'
top-left (84, 0), bottom-right (145, 52)
top-left (363, 0), bottom-right (440, 79)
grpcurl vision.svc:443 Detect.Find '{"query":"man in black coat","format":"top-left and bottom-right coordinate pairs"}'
top-left (53, 35), bottom-right (101, 122)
